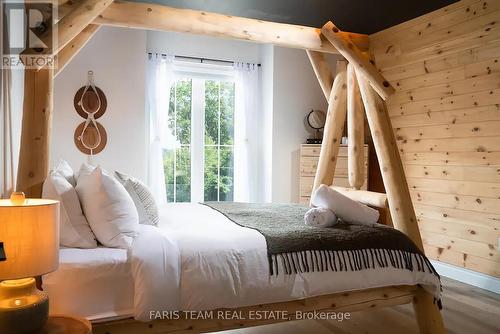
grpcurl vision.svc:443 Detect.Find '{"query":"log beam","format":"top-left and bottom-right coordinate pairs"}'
top-left (347, 63), bottom-right (365, 189)
top-left (321, 21), bottom-right (394, 100)
top-left (93, 1), bottom-right (369, 54)
top-left (25, 0), bottom-right (112, 64)
top-left (55, 24), bottom-right (100, 77)
top-left (330, 186), bottom-right (387, 209)
top-left (57, 0), bottom-right (82, 21)
top-left (306, 50), bottom-right (334, 101)
top-left (356, 72), bottom-right (423, 250)
top-left (311, 60), bottom-right (348, 199)
top-left (17, 68), bottom-right (53, 197)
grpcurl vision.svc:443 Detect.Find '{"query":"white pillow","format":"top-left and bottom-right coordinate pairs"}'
top-left (76, 165), bottom-right (139, 248)
top-left (42, 172), bottom-right (97, 248)
top-left (51, 159), bottom-right (76, 187)
top-left (115, 171), bottom-right (159, 226)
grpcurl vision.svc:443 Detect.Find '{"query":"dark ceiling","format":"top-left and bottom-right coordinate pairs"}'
top-left (135, 0), bottom-right (458, 34)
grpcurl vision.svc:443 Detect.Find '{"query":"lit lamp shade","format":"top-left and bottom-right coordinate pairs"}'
top-left (0, 198), bottom-right (60, 280)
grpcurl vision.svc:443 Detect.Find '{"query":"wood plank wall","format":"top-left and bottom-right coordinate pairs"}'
top-left (370, 0), bottom-right (500, 278)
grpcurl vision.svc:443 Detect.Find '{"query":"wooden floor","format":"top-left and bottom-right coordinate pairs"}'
top-left (221, 278), bottom-right (500, 334)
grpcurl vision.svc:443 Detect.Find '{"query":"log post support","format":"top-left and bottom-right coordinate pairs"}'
top-left (17, 68), bottom-right (54, 197)
top-left (356, 70), bottom-right (445, 334)
top-left (306, 50), bottom-right (334, 101)
top-left (356, 71), bottom-right (423, 249)
top-left (311, 60), bottom-right (348, 200)
top-left (412, 289), bottom-right (446, 334)
top-left (347, 63), bottom-right (365, 189)
top-left (321, 21), bottom-right (395, 100)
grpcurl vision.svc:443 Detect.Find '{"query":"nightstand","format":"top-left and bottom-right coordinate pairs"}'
top-left (39, 315), bottom-right (92, 334)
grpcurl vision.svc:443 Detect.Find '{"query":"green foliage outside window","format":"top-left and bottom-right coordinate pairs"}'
top-left (163, 78), bottom-right (235, 203)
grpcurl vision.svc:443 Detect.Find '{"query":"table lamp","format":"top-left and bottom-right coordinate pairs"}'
top-left (0, 192), bottom-right (60, 334)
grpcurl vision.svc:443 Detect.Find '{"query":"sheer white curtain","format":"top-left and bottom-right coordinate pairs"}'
top-left (146, 54), bottom-right (176, 206)
top-left (233, 62), bottom-right (265, 202)
top-left (1, 68), bottom-right (17, 199)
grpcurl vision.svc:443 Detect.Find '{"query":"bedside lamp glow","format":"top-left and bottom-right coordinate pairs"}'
top-left (0, 192), bottom-right (60, 334)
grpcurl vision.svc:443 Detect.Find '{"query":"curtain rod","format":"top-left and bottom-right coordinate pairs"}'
top-left (147, 52), bottom-right (261, 67)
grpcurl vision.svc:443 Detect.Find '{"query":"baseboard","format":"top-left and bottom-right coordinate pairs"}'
top-left (431, 260), bottom-right (500, 295)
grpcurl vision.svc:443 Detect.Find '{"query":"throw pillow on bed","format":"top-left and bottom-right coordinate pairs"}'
top-left (76, 165), bottom-right (140, 248)
top-left (51, 159), bottom-right (76, 187)
top-left (114, 171), bottom-right (159, 226)
top-left (42, 169), bottom-right (97, 248)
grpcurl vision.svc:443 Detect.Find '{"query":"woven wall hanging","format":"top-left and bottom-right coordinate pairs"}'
top-left (73, 71), bottom-right (108, 155)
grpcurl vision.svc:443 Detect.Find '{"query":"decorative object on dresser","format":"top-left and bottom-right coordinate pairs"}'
top-left (0, 193), bottom-right (60, 334)
top-left (305, 109), bottom-right (326, 144)
top-left (39, 315), bottom-right (92, 334)
top-left (74, 70), bottom-right (108, 156)
top-left (299, 144), bottom-right (368, 204)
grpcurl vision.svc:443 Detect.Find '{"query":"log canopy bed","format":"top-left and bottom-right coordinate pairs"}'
top-left (16, 0), bottom-right (445, 333)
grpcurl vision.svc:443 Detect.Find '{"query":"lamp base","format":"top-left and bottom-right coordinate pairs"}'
top-left (0, 278), bottom-right (49, 334)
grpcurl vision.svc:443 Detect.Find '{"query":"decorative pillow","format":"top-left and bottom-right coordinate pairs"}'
top-left (42, 172), bottom-right (97, 248)
top-left (76, 165), bottom-right (139, 248)
top-left (51, 159), bottom-right (76, 187)
top-left (115, 171), bottom-right (159, 226)
top-left (77, 162), bottom-right (96, 178)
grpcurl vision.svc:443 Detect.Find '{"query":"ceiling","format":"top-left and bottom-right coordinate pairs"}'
top-left (135, 0), bottom-right (458, 34)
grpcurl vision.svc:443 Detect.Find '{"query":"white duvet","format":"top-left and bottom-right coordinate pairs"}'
top-left (45, 203), bottom-right (441, 322)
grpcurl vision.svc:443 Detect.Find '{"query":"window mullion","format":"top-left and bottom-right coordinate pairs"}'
top-left (190, 78), bottom-right (205, 202)
top-left (173, 82), bottom-right (177, 202)
top-left (217, 82), bottom-right (221, 201)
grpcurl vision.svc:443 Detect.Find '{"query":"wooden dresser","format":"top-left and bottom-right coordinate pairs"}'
top-left (299, 144), bottom-right (369, 204)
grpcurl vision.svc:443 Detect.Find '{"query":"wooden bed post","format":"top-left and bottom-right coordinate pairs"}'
top-left (356, 74), bottom-right (422, 249)
top-left (17, 0), bottom-right (111, 196)
top-left (356, 74), bottom-right (445, 334)
top-left (306, 50), bottom-right (334, 101)
top-left (311, 60), bottom-right (348, 199)
top-left (17, 68), bottom-right (54, 197)
top-left (346, 63), bottom-right (365, 189)
top-left (413, 289), bottom-right (446, 334)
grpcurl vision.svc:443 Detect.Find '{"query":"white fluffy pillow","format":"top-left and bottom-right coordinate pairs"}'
top-left (43, 172), bottom-right (98, 248)
top-left (52, 159), bottom-right (76, 187)
top-left (76, 165), bottom-right (139, 248)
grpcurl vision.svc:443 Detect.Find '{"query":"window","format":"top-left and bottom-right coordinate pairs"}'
top-left (163, 73), bottom-right (235, 203)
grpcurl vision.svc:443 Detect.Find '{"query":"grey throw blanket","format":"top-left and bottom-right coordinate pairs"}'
top-left (202, 202), bottom-right (438, 278)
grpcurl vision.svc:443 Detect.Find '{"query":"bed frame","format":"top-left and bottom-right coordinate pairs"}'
top-left (16, 1), bottom-right (446, 333)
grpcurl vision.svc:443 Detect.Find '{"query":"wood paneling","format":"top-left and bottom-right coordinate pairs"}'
top-left (371, 0), bottom-right (500, 277)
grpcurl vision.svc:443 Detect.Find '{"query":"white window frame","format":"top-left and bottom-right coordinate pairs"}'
top-left (170, 61), bottom-right (235, 202)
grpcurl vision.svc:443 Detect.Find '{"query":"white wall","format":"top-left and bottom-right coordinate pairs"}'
top-left (271, 47), bottom-right (332, 203)
top-left (259, 44), bottom-right (274, 203)
top-left (52, 27), bottom-right (148, 181)
top-left (51, 28), bottom-right (333, 202)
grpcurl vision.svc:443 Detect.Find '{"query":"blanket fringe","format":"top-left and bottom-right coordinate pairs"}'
top-left (269, 248), bottom-right (439, 278)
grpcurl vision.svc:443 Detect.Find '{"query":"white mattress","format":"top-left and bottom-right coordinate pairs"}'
top-left (43, 247), bottom-right (134, 320)
top-left (44, 203), bottom-right (440, 321)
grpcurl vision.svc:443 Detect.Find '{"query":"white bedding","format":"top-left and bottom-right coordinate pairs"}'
top-left (44, 203), bottom-right (441, 321)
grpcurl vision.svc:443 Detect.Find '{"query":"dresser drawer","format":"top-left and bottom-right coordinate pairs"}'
top-left (299, 144), bottom-right (369, 201)
top-left (300, 176), bottom-right (352, 197)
